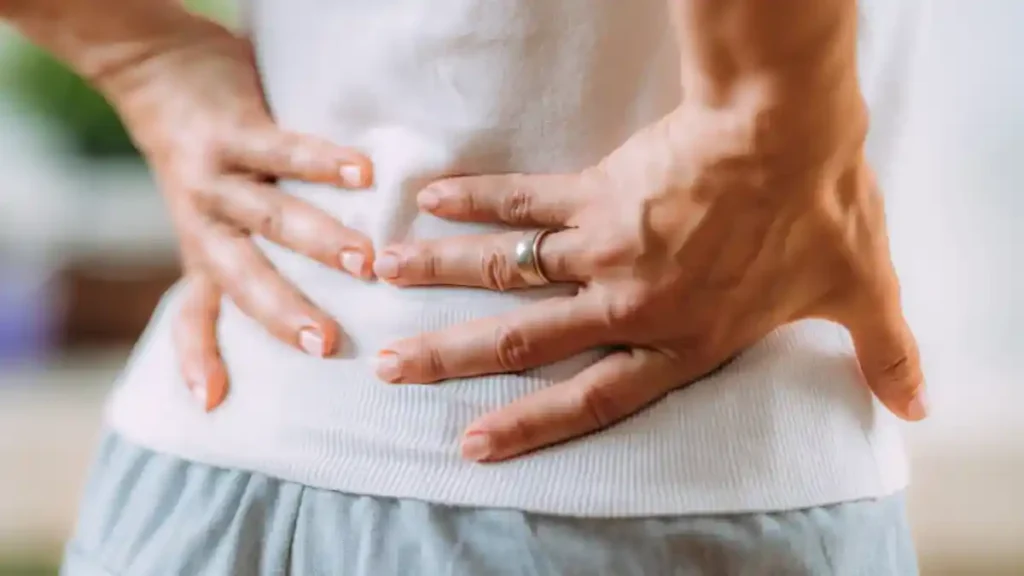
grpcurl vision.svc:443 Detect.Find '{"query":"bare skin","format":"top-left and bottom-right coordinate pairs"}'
top-left (3, 0), bottom-right (924, 459)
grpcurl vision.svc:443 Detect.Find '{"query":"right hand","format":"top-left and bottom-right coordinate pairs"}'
top-left (105, 16), bottom-right (374, 410)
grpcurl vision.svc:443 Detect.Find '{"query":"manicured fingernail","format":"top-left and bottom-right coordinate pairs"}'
top-left (300, 328), bottom-right (326, 357)
top-left (186, 365), bottom-right (208, 405)
top-left (373, 350), bottom-right (401, 382)
top-left (340, 250), bottom-right (366, 278)
top-left (340, 164), bottom-right (364, 187)
top-left (417, 188), bottom-right (440, 211)
top-left (205, 376), bottom-right (227, 412)
top-left (188, 379), bottom-right (208, 409)
top-left (461, 432), bottom-right (494, 461)
top-left (373, 252), bottom-right (400, 280)
top-left (905, 390), bottom-right (929, 421)
top-left (187, 364), bottom-right (227, 411)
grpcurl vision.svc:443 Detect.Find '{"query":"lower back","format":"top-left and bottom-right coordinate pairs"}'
top-left (105, 0), bottom-right (911, 515)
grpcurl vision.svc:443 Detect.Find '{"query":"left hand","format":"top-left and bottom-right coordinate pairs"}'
top-left (372, 107), bottom-right (926, 462)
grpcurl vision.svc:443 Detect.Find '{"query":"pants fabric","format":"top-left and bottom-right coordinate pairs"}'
top-left (62, 432), bottom-right (919, 575)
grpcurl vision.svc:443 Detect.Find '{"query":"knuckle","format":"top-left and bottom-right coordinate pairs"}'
top-left (253, 197), bottom-right (284, 239)
top-left (206, 138), bottom-right (233, 165)
top-left (590, 236), bottom-right (635, 269)
top-left (184, 182), bottom-right (219, 216)
top-left (546, 250), bottom-right (571, 279)
top-left (424, 345), bottom-right (447, 381)
top-left (458, 187), bottom-right (479, 216)
top-left (419, 248), bottom-right (440, 281)
top-left (574, 385), bottom-right (618, 429)
top-left (602, 289), bottom-right (648, 327)
top-left (480, 248), bottom-right (515, 291)
top-left (493, 325), bottom-right (531, 371)
top-left (503, 417), bottom-right (538, 449)
top-left (410, 336), bottom-right (447, 381)
top-left (499, 187), bottom-right (533, 224)
top-left (397, 246), bottom-right (436, 281)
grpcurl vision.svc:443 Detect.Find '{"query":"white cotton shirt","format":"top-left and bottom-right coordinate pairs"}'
top-left (106, 0), bottom-right (921, 516)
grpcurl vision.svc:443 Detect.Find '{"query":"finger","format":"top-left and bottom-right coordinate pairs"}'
top-left (223, 124), bottom-right (374, 189)
top-left (375, 295), bottom-right (609, 384)
top-left (373, 229), bottom-right (588, 289)
top-left (201, 175), bottom-right (374, 278)
top-left (460, 349), bottom-right (678, 462)
top-left (848, 304), bottom-right (927, 421)
top-left (173, 275), bottom-right (228, 411)
top-left (417, 173), bottom-right (586, 227)
top-left (197, 222), bottom-right (342, 358)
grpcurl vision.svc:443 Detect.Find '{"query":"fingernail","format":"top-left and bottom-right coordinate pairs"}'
top-left (205, 375), bottom-right (227, 412)
top-left (373, 350), bottom-right (402, 382)
top-left (186, 366), bottom-right (208, 406)
top-left (373, 252), bottom-right (400, 280)
top-left (300, 328), bottom-right (326, 357)
top-left (340, 250), bottom-right (366, 278)
top-left (187, 364), bottom-right (227, 411)
top-left (905, 390), bottom-right (929, 421)
top-left (417, 188), bottom-right (440, 211)
top-left (461, 432), bottom-right (494, 461)
top-left (188, 379), bottom-right (208, 409)
top-left (340, 164), bottom-right (364, 187)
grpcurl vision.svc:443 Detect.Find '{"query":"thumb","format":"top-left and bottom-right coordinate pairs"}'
top-left (846, 300), bottom-right (927, 421)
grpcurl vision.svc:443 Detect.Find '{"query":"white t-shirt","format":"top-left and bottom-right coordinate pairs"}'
top-left (106, 0), bottom-right (920, 516)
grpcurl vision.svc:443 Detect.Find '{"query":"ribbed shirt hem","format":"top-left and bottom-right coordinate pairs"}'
top-left (104, 285), bottom-right (908, 518)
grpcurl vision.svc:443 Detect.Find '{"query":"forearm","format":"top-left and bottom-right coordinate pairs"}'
top-left (0, 0), bottom-right (208, 99)
top-left (670, 0), bottom-right (865, 161)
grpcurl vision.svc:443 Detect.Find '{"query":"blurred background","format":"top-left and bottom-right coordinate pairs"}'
top-left (0, 1), bottom-right (1020, 575)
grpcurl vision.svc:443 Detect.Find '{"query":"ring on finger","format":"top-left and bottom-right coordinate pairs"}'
top-left (515, 229), bottom-right (556, 286)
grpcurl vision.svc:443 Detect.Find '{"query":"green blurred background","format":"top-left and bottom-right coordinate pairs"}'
top-left (0, 0), bottom-right (232, 159)
top-left (0, 4), bottom-right (230, 574)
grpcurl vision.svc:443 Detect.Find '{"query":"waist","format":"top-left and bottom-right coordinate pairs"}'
top-left (105, 284), bottom-right (908, 516)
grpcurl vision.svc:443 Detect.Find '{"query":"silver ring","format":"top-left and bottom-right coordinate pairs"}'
top-left (515, 229), bottom-right (554, 286)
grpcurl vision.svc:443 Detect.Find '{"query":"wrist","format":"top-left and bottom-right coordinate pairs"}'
top-left (671, 0), bottom-right (866, 169)
top-left (672, 69), bottom-right (867, 179)
top-left (663, 85), bottom-right (867, 215)
top-left (4, 2), bottom-right (209, 104)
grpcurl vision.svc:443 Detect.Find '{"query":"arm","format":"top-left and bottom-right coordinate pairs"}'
top-left (0, 1), bottom-right (201, 96)
top-left (670, 0), bottom-right (866, 173)
top-left (673, 0), bottom-right (860, 101)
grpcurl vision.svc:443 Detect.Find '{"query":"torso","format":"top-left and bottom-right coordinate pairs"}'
top-left (105, 0), bottom-right (916, 516)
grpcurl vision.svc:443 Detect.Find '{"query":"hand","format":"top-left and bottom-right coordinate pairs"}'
top-left (105, 16), bottom-right (375, 410)
top-left (372, 105), bottom-right (925, 463)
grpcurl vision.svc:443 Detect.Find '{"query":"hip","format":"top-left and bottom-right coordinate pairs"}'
top-left (63, 431), bottom-right (918, 576)
top-left (105, 283), bottom-right (908, 516)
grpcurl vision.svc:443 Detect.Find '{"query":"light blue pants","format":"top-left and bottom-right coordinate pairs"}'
top-left (62, 433), bottom-right (918, 575)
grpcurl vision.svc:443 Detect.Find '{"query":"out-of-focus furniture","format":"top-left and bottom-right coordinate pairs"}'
top-left (57, 260), bottom-right (179, 348)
